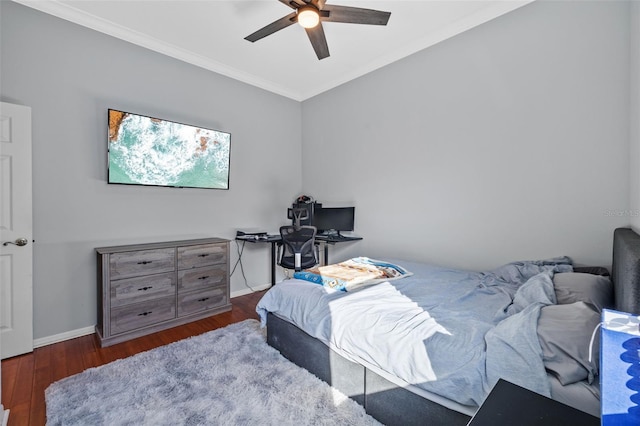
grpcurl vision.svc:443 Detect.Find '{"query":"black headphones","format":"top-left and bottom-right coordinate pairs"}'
top-left (296, 194), bottom-right (313, 203)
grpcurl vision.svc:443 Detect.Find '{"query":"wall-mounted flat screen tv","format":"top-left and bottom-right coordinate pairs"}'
top-left (108, 109), bottom-right (231, 189)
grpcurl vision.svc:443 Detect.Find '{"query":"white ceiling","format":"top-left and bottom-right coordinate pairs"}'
top-left (14, 0), bottom-right (533, 101)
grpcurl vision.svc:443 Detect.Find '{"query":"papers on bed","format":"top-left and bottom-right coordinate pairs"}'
top-left (293, 257), bottom-right (413, 291)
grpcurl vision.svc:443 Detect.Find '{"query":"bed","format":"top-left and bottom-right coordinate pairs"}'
top-left (255, 227), bottom-right (640, 425)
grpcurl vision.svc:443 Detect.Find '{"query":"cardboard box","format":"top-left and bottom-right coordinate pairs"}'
top-left (601, 309), bottom-right (640, 425)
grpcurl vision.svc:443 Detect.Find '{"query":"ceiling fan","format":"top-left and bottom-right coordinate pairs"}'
top-left (244, 0), bottom-right (391, 60)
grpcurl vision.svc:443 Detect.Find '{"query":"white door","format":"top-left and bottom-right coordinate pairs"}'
top-left (0, 102), bottom-right (33, 359)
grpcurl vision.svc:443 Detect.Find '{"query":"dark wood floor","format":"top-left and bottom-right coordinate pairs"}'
top-left (1, 290), bottom-right (266, 426)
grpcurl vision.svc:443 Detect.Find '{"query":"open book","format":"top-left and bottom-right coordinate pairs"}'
top-left (293, 257), bottom-right (412, 291)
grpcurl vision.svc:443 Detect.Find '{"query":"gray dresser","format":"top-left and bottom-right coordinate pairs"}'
top-left (96, 237), bottom-right (231, 347)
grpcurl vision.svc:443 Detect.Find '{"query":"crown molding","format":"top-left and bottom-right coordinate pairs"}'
top-left (12, 0), bottom-right (306, 101)
top-left (12, 0), bottom-right (534, 102)
top-left (299, 1), bottom-right (534, 100)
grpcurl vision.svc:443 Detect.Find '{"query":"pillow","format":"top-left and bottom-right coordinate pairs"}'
top-left (552, 272), bottom-right (613, 311)
top-left (537, 301), bottom-right (601, 385)
top-left (572, 266), bottom-right (610, 277)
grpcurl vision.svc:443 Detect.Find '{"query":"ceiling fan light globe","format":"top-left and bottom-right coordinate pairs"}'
top-left (298, 7), bottom-right (320, 29)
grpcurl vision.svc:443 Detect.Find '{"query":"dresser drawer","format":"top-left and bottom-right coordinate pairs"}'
top-left (178, 286), bottom-right (227, 317)
top-left (110, 272), bottom-right (176, 308)
top-left (110, 296), bottom-right (176, 335)
top-left (178, 266), bottom-right (227, 293)
top-left (109, 248), bottom-right (175, 280)
top-left (177, 243), bottom-right (226, 270)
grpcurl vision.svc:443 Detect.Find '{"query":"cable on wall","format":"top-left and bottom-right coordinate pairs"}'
top-left (230, 240), bottom-right (258, 292)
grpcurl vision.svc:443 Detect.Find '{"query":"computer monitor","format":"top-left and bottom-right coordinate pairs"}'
top-left (312, 207), bottom-right (355, 235)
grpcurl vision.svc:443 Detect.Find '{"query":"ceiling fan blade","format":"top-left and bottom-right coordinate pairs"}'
top-left (305, 23), bottom-right (330, 60)
top-left (278, 0), bottom-right (305, 9)
top-left (245, 12), bottom-right (298, 42)
top-left (322, 5), bottom-right (391, 25)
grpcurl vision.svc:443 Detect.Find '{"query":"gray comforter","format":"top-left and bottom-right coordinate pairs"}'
top-left (256, 257), bottom-right (572, 407)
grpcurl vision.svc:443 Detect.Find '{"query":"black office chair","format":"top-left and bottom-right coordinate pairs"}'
top-left (278, 225), bottom-right (319, 272)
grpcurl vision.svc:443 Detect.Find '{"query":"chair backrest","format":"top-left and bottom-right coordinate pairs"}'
top-left (278, 225), bottom-right (318, 272)
top-left (287, 207), bottom-right (309, 229)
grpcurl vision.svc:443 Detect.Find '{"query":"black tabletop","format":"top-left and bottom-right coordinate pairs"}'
top-left (467, 379), bottom-right (599, 426)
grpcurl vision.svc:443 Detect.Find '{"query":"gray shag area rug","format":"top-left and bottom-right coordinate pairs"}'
top-left (45, 320), bottom-right (380, 426)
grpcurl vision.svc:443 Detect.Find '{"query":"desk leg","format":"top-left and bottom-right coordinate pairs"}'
top-left (324, 243), bottom-right (329, 266)
top-left (271, 241), bottom-right (277, 286)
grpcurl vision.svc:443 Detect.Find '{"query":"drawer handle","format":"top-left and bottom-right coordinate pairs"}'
top-left (198, 276), bottom-right (210, 280)
top-left (198, 254), bottom-right (210, 257)
top-left (137, 261), bottom-right (153, 265)
top-left (137, 286), bottom-right (153, 291)
top-left (138, 311), bottom-right (153, 316)
top-left (197, 297), bottom-right (210, 302)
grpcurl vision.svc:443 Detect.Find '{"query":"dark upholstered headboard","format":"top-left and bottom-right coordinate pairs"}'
top-left (611, 227), bottom-right (640, 315)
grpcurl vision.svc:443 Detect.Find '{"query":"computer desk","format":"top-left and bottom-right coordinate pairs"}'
top-left (235, 234), bottom-right (363, 286)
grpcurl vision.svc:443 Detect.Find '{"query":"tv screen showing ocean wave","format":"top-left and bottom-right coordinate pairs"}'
top-left (108, 109), bottom-right (231, 189)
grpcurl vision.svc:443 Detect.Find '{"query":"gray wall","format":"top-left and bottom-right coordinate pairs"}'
top-left (1, 2), bottom-right (301, 339)
top-left (1, 0), bottom-right (637, 341)
top-left (301, 0), bottom-right (631, 271)
top-left (632, 1), bottom-right (640, 233)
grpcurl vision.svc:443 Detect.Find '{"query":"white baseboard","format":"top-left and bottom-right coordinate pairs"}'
top-left (230, 283), bottom-right (271, 298)
top-left (33, 325), bottom-right (95, 349)
top-left (1, 408), bottom-right (9, 426)
top-left (31, 287), bottom-right (269, 348)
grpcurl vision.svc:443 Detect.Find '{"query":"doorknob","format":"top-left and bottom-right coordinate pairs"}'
top-left (3, 237), bottom-right (28, 247)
